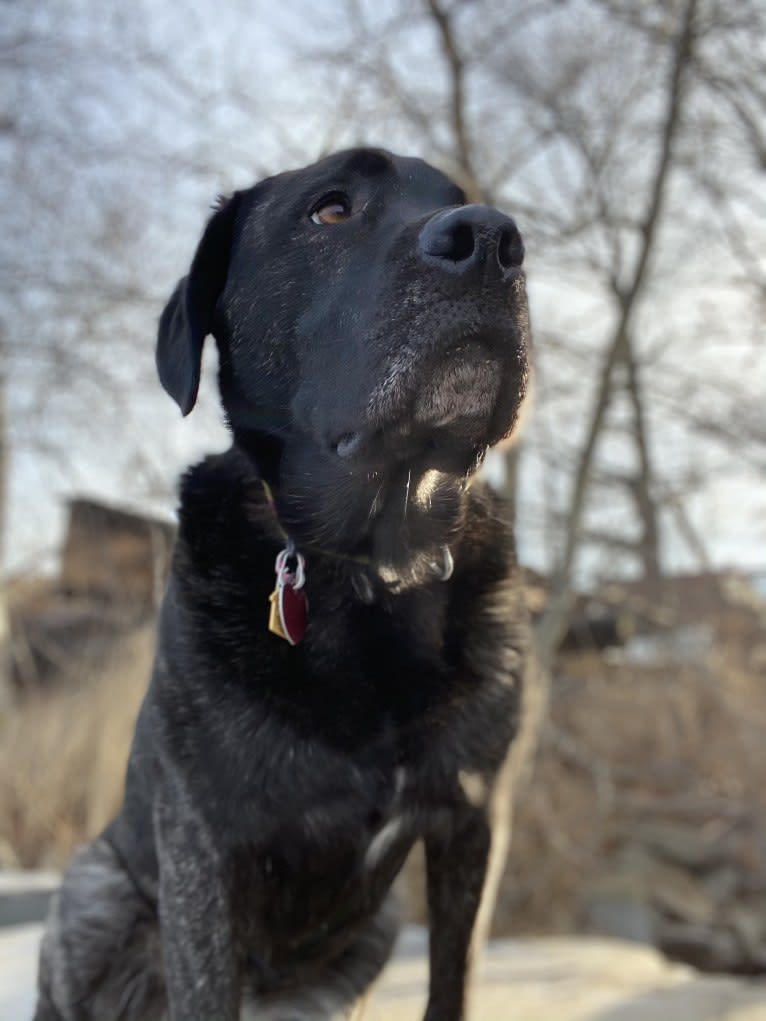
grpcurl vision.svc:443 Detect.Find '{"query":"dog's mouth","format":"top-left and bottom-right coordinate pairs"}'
top-left (331, 339), bottom-right (505, 467)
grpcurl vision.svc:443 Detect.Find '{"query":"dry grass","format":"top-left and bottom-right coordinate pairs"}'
top-left (399, 633), bottom-right (766, 939)
top-left (0, 626), bottom-right (153, 868)
top-left (2, 615), bottom-right (764, 953)
top-left (492, 636), bottom-right (766, 936)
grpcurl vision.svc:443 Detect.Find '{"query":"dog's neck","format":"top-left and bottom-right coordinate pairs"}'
top-left (254, 473), bottom-right (462, 601)
top-left (230, 428), bottom-right (476, 596)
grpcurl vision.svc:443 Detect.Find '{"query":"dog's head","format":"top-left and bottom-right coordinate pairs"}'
top-left (158, 148), bottom-right (530, 579)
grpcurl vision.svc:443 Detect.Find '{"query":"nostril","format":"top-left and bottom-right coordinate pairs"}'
top-left (447, 222), bottom-right (475, 263)
top-left (497, 226), bottom-right (524, 269)
top-left (423, 220), bottom-right (476, 262)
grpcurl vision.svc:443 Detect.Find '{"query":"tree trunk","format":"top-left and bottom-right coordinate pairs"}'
top-left (623, 334), bottom-right (663, 590)
top-left (535, 0), bottom-right (698, 664)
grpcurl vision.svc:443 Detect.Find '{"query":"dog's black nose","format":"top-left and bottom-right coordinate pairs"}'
top-left (418, 205), bottom-right (523, 276)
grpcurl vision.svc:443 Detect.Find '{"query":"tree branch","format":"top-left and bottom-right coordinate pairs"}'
top-left (424, 0), bottom-right (484, 201)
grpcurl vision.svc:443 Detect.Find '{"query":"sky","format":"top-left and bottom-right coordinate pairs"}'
top-left (3, 0), bottom-right (764, 585)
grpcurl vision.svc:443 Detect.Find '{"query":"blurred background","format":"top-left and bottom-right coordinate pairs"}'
top-left (1, 0), bottom-right (765, 979)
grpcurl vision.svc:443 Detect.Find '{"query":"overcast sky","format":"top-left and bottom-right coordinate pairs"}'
top-left (3, 0), bottom-right (764, 583)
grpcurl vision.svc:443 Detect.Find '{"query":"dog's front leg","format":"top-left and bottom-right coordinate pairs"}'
top-left (155, 788), bottom-right (240, 1020)
top-left (423, 807), bottom-right (491, 1021)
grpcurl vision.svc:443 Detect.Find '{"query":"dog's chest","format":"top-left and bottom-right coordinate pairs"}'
top-left (226, 749), bottom-right (415, 957)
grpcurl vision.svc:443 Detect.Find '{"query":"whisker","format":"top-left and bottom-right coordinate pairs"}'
top-left (368, 481), bottom-right (384, 522)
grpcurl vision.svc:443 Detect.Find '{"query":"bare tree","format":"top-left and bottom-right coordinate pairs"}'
top-left (301, 0), bottom-right (764, 630)
top-left (536, 0), bottom-right (700, 656)
top-left (0, 0), bottom-right (324, 584)
top-left (291, 0), bottom-right (765, 946)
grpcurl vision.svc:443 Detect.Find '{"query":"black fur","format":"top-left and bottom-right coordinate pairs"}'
top-left (35, 148), bottom-right (531, 1021)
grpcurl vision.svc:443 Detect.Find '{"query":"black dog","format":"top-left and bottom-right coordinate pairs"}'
top-left (35, 148), bottom-right (531, 1021)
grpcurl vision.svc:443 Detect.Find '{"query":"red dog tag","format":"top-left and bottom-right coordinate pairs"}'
top-left (268, 548), bottom-right (308, 645)
top-left (278, 575), bottom-right (308, 644)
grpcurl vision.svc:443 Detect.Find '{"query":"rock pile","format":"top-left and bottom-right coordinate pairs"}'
top-left (583, 817), bottom-right (766, 973)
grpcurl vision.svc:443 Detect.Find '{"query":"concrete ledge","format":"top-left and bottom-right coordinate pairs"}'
top-left (4, 923), bottom-right (766, 1020)
top-left (0, 871), bottom-right (58, 927)
top-left (366, 934), bottom-right (766, 1020)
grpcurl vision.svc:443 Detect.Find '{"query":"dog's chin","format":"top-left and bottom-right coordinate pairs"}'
top-left (367, 339), bottom-right (503, 435)
top-left (416, 351), bottom-right (502, 429)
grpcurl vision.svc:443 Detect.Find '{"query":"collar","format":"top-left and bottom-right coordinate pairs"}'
top-left (259, 478), bottom-right (454, 645)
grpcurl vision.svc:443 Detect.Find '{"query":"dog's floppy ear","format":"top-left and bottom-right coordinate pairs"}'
top-left (156, 192), bottom-right (242, 415)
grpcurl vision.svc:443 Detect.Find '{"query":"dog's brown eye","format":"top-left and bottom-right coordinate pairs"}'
top-left (310, 194), bottom-right (351, 225)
